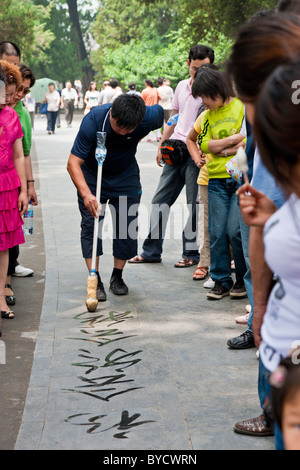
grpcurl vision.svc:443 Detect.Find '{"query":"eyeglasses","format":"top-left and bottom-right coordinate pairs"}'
top-left (17, 85), bottom-right (30, 95)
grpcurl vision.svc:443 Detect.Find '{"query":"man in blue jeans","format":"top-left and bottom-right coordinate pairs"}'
top-left (129, 44), bottom-right (215, 268)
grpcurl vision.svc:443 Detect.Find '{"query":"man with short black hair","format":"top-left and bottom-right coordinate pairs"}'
top-left (67, 94), bottom-right (164, 298)
top-left (0, 41), bottom-right (21, 63)
top-left (129, 44), bottom-right (215, 267)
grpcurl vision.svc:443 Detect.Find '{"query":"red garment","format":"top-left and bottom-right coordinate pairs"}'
top-left (0, 106), bottom-right (25, 250)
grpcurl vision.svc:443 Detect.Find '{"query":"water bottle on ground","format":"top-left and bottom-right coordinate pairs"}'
top-left (23, 201), bottom-right (33, 235)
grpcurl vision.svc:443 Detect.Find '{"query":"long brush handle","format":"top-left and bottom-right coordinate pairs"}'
top-left (91, 162), bottom-right (103, 274)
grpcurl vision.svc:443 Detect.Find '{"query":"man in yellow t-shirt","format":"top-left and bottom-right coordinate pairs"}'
top-left (191, 66), bottom-right (247, 300)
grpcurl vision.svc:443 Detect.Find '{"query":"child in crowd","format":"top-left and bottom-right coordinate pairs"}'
top-left (186, 104), bottom-right (212, 282)
top-left (192, 66), bottom-right (247, 300)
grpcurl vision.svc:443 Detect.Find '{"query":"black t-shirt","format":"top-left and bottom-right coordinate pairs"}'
top-left (71, 103), bottom-right (164, 179)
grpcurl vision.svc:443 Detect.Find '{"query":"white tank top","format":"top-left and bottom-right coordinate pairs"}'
top-left (260, 193), bottom-right (300, 372)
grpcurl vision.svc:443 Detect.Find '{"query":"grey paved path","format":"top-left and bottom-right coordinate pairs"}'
top-left (15, 113), bottom-right (274, 450)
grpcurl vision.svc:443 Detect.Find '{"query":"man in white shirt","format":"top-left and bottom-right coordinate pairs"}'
top-left (157, 77), bottom-right (174, 130)
top-left (61, 81), bottom-right (78, 127)
top-left (101, 79), bottom-right (123, 105)
top-left (98, 81), bottom-right (110, 105)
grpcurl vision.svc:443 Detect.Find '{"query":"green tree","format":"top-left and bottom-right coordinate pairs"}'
top-left (0, 0), bottom-right (54, 64)
top-left (32, 0), bottom-right (97, 88)
top-left (91, 0), bottom-right (180, 84)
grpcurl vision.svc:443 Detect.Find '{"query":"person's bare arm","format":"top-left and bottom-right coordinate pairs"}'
top-left (215, 139), bottom-right (246, 157)
top-left (237, 183), bottom-right (278, 347)
top-left (156, 108), bottom-right (178, 167)
top-left (13, 138), bottom-right (28, 216)
top-left (208, 133), bottom-right (245, 155)
top-left (67, 153), bottom-right (100, 218)
top-left (249, 226), bottom-right (274, 348)
top-left (186, 127), bottom-right (206, 167)
top-left (24, 155), bottom-right (38, 205)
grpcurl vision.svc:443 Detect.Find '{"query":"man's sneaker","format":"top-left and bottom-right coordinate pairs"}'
top-left (207, 281), bottom-right (230, 300)
top-left (97, 281), bottom-right (107, 302)
top-left (109, 276), bottom-right (129, 295)
top-left (230, 279), bottom-right (247, 298)
top-left (12, 264), bottom-right (34, 277)
top-left (203, 277), bottom-right (215, 289)
top-left (227, 330), bottom-right (255, 349)
top-left (235, 312), bottom-right (250, 325)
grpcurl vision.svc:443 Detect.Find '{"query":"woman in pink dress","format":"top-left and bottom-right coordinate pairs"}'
top-left (0, 61), bottom-right (28, 335)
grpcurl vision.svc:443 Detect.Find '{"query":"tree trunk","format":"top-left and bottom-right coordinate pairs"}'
top-left (66, 0), bottom-right (94, 93)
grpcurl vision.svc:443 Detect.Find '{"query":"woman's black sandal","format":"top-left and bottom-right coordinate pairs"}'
top-left (1, 310), bottom-right (14, 319)
top-left (5, 284), bottom-right (15, 306)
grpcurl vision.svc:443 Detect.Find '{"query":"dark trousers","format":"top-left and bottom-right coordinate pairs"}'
top-left (8, 246), bottom-right (19, 275)
top-left (46, 110), bottom-right (58, 132)
top-left (64, 99), bottom-right (75, 125)
top-left (78, 174), bottom-right (142, 261)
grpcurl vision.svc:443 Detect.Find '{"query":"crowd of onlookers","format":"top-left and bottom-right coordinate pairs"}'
top-left (1, 0), bottom-right (300, 451)
top-left (129, 0), bottom-right (300, 451)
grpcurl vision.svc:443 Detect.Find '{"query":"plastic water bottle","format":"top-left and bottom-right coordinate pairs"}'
top-left (167, 114), bottom-right (179, 126)
top-left (95, 131), bottom-right (107, 164)
top-left (23, 201), bottom-right (33, 235)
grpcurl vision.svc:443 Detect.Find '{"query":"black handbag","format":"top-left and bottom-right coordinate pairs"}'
top-left (160, 139), bottom-right (190, 165)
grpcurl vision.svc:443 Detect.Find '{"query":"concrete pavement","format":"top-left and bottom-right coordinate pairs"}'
top-left (8, 112), bottom-right (274, 450)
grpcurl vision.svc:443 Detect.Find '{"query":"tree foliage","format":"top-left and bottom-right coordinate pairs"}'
top-left (30, 0), bottom-right (97, 86)
top-left (0, 0), bottom-right (54, 64)
top-left (91, 0), bottom-right (278, 89)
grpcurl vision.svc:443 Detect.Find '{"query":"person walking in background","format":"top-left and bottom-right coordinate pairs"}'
top-left (61, 81), bottom-right (78, 127)
top-left (101, 79), bottom-right (123, 105)
top-left (127, 82), bottom-right (140, 96)
top-left (24, 92), bottom-right (35, 130)
top-left (157, 77), bottom-right (173, 131)
top-left (56, 84), bottom-right (62, 128)
top-left (141, 79), bottom-right (161, 141)
top-left (98, 81), bottom-right (110, 105)
top-left (84, 81), bottom-right (100, 115)
top-left (44, 82), bottom-right (60, 135)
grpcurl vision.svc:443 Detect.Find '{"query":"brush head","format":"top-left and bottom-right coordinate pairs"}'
top-left (86, 275), bottom-right (98, 312)
top-left (236, 147), bottom-right (249, 174)
top-left (86, 297), bottom-right (98, 312)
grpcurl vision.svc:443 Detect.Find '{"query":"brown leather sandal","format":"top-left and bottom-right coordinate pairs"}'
top-left (192, 266), bottom-right (209, 281)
